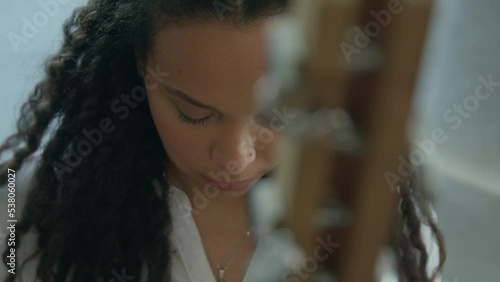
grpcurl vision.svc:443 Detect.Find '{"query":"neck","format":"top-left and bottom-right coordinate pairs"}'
top-left (187, 180), bottom-right (251, 232)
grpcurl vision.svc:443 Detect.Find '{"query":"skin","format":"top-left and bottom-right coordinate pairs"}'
top-left (137, 19), bottom-right (282, 281)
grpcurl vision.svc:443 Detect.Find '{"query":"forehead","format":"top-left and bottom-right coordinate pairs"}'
top-left (149, 21), bottom-right (270, 116)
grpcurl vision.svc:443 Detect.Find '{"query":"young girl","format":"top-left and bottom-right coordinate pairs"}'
top-left (0, 0), bottom-right (445, 281)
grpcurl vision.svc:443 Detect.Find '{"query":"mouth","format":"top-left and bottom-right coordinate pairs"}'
top-left (201, 175), bottom-right (259, 191)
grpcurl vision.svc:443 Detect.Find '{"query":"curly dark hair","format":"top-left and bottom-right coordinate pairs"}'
top-left (0, 0), bottom-right (445, 281)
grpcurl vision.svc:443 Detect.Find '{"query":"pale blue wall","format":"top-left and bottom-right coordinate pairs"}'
top-left (413, 0), bottom-right (500, 194)
top-left (0, 0), bottom-right (86, 142)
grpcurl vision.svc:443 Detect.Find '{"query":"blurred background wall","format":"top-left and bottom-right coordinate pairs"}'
top-left (411, 0), bottom-right (500, 281)
top-left (0, 0), bottom-right (499, 281)
top-left (0, 0), bottom-right (87, 143)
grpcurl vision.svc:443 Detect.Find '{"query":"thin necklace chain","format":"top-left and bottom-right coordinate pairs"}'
top-left (162, 170), bottom-right (252, 281)
top-left (207, 228), bottom-right (252, 281)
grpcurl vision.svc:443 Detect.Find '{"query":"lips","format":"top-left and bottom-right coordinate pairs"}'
top-left (202, 175), bottom-right (258, 191)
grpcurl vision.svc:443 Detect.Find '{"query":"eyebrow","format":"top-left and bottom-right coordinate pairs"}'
top-left (162, 84), bottom-right (222, 113)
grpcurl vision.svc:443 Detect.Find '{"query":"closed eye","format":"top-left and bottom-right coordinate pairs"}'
top-left (173, 106), bottom-right (214, 126)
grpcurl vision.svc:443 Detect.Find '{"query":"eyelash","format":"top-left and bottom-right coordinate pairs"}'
top-left (175, 109), bottom-right (212, 126)
top-left (173, 106), bottom-right (271, 127)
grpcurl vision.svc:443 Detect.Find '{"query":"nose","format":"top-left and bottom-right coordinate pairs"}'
top-left (210, 122), bottom-right (257, 175)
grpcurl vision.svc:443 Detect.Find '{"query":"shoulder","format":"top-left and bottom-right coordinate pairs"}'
top-left (0, 153), bottom-right (42, 280)
top-left (0, 153), bottom-right (41, 217)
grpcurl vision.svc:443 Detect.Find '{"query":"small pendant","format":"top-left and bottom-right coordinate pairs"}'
top-left (217, 268), bottom-right (225, 282)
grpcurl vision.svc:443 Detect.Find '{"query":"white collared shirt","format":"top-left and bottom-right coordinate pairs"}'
top-left (166, 181), bottom-right (303, 282)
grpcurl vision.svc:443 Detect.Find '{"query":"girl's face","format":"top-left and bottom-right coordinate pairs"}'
top-left (139, 20), bottom-right (282, 198)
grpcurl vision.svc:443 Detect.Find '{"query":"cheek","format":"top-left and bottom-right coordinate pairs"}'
top-left (254, 128), bottom-right (283, 166)
top-left (268, 134), bottom-right (283, 165)
top-left (161, 125), bottom-right (201, 165)
top-left (148, 97), bottom-right (206, 168)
